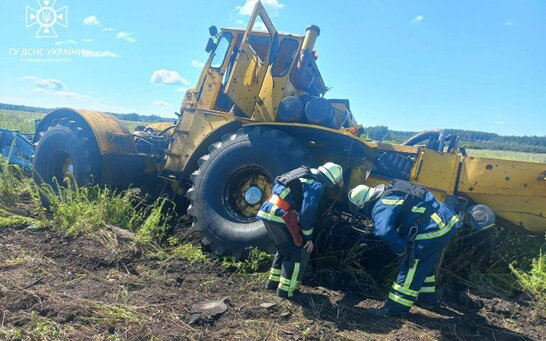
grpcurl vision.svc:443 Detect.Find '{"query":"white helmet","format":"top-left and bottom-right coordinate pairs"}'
top-left (318, 162), bottom-right (343, 187)
top-left (348, 184), bottom-right (378, 214)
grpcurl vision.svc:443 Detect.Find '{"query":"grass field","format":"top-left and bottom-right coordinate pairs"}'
top-left (466, 149), bottom-right (546, 164)
top-left (0, 109), bottom-right (143, 134)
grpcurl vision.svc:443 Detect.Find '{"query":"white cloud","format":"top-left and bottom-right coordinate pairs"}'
top-left (81, 49), bottom-right (119, 58)
top-left (25, 76), bottom-right (65, 91)
top-left (54, 90), bottom-right (88, 99)
top-left (83, 15), bottom-right (101, 26)
top-left (236, 0), bottom-right (284, 16)
top-left (55, 40), bottom-right (78, 46)
top-left (191, 60), bottom-right (205, 68)
top-left (150, 69), bottom-right (189, 85)
top-left (253, 21), bottom-right (267, 31)
top-left (236, 19), bottom-right (245, 26)
top-left (177, 87), bottom-right (188, 93)
top-left (102, 27), bottom-right (115, 32)
top-left (505, 21), bottom-right (514, 26)
top-left (410, 15), bottom-right (424, 25)
top-left (153, 100), bottom-right (172, 107)
top-left (117, 32), bottom-right (136, 43)
top-left (25, 76), bottom-right (87, 100)
top-left (495, 121), bottom-right (507, 125)
top-left (82, 38), bottom-right (93, 43)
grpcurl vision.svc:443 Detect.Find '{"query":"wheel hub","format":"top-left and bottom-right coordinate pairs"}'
top-left (244, 186), bottom-right (263, 205)
top-left (62, 158), bottom-right (74, 177)
top-left (225, 166), bottom-right (273, 220)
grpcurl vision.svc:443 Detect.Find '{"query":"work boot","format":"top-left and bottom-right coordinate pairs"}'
top-left (366, 306), bottom-right (408, 318)
top-left (265, 280), bottom-right (278, 291)
top-left (276, 289), bottom-right (303, 301)
top-left (276, 289), bottom-right (290, 299)
top-left (414, 301), bottom-right (437, 311)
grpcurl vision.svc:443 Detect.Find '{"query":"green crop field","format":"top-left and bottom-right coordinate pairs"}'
top-left (0, 110), bottom-right (43, 133)
top-left (466, 149), bottom-right (546, 164)
top-left (0, 109), bottom-right (142, 134)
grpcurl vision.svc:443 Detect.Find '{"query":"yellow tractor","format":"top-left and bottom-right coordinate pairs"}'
top-left (32, 2), bottom-right (546, 257)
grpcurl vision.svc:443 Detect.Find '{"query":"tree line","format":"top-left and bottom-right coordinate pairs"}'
top-left (0, 103), bottom-right (168, 123)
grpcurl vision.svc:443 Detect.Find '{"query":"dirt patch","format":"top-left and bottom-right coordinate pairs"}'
top-left (0, 227), bottom-right (543, 340)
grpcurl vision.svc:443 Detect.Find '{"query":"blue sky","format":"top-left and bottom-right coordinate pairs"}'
top-left (0, 0), bottom-right (544, 136)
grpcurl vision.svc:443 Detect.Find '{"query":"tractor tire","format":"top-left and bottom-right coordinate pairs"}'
top-left (33, 118), bottom-right (101, 189)
top-left (187, 127), bottom-right (313, 258)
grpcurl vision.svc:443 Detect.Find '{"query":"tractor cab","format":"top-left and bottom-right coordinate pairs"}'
top-left (183, 1), bottom-right (354, 128)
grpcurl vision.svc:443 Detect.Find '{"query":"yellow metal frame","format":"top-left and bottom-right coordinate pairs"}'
top-left (38, 108), bottom-right (136, 155)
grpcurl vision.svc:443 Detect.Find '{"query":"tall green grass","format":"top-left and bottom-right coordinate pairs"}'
top-left (443, 226), bottom-right (546, 304)
top-left (39, 179), bottom-right (174, 243)
top-left (40, 179), bottom-right (144, 234)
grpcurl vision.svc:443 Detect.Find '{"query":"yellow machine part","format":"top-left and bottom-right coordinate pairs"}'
top-left (254, 64), bottom-right (300, 122)
top-left (163, 108), bottom-right (237, 173)
top-left (41, 108), bottom-right (136, 155)
top-left (458, 156), bottom-right (546, 232)
top-left (409, 149), bottom-right (461, 201)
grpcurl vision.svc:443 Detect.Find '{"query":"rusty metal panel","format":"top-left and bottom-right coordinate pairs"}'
top-left (409, 149), bottom-right (461, 195)
top-left (39, 108), bottom-right (136, 155)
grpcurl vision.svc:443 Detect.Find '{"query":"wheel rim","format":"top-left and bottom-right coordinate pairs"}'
top-left (50, 152), bottom-right (73, 184)
top-left (224, 166), bottom-right (273, 221)
top-left (61, 158), bottom-right (74, 178)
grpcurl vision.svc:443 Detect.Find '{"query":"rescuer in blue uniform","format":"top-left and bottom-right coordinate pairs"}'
top-left (348, 181), bottom-right (465, 316)
top-left (257, 162), bottom-right (344, 299)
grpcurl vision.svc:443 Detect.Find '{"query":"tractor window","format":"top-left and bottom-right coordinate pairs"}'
top-left (271, 38), bottom-right (299, 77)
top-left (248, 15), bottom-right (271, 64)
top-left (210, 32), bottom-right (233, 69)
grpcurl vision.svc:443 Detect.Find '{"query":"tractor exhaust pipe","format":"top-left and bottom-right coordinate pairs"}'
top-left (302, 25), bottom-right (320, 52)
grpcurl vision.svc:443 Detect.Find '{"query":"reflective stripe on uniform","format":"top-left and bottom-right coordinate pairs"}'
top-left (302, 229), bottom-right (313, 236)
top-left (424, 275), bottom-right (435, 283)
top-left (388, 292), bottom-right (414, 307)
top-left (420, 286), bottom-right (436, 293)
top-left (278, 284), bottom-right (289, 291)
top-left (392, 283), bottom-right (419, 297)
top-left (381, 199), bottom-right (404, 205)
top-left (415, 215), bottom-right (460, 240)
top-left (279, 277), bottom-right (291, 285)
top-left (289, 263), bottom-right (300, 296)
top-left (404, 259), bottom-right (420, 288)
top-left (299, 178), bottom-right (314, 184)
top-left (270, 268), bottom-right (281, 275)
top-left (430, 213), bottom-right (444, 227)
top-left (268, 274), bottom-right (280, 281)
top-left (279, 187), bottom-right (291, 199)
top-left (411, 206), bottom-right (426, 213)
top-left (256, 210), bottom-right (285, 224)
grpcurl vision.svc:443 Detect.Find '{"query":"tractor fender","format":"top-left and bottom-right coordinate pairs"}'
top-left (34, 108), bottom-right (137, 155)
top-left (179, 120), bottom-right (243, 179)
top-left (243, 122), bottom-right (376, 165)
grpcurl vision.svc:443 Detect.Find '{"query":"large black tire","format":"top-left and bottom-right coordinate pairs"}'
top-left (33, 118), bottom-right (101, 188)
top-left (187, 127), bottom-right (313, 257)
